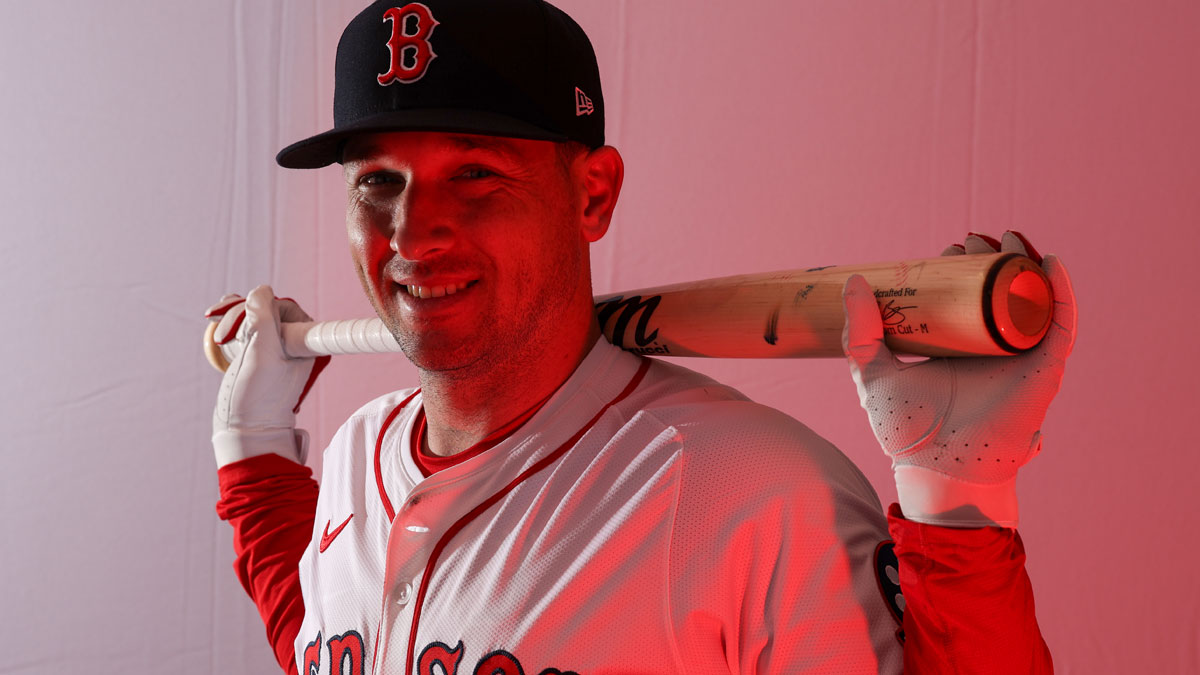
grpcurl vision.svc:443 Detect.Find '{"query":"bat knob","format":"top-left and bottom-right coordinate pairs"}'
top-left (203, 322), bottom-right (232, 373)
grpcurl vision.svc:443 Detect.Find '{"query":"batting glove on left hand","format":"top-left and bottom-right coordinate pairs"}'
top-left (842, 232), bottom-right (1077, 528)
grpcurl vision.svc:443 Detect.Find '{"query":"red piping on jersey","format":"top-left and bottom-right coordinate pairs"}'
top-left (411, 387), bottom-right (558, 477)
top-left (375, 390), bottom-right (422, 522)
top-left (403, 358), bottom-right (651, 674)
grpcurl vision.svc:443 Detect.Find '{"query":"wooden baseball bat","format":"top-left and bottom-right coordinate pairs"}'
top-left (204, 252), bottom-right (1052, 372)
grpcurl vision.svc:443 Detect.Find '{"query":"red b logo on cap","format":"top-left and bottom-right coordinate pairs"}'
top-left (378, 3), bottom-right (439, 85)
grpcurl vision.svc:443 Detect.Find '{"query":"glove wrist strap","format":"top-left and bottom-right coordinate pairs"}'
top-left (213, 427), bottom-right (306, 469)
top-left (894, 465), bottom-right (1019, 529)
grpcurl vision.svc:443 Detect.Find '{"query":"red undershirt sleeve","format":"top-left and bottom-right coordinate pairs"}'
top-left (887, 503), bottom-right (1053, 674)
top-left (215, 453), bottom-right (319, 675)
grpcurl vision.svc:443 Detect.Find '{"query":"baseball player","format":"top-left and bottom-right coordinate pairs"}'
top-left (207, 1), bottom-right (1074, 673)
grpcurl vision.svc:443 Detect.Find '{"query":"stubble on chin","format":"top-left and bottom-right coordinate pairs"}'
top-left (392, 328), bottom-right (488, 377)
top-left (397, 259), bottom-right (581, 382)
top-left (382, 292), bottom-right (496, 377)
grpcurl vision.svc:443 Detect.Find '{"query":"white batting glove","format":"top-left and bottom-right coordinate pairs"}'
top-left (206, 285), bottom-right (330, 469)
top-left (842, 232), bottom-right (1077, 528)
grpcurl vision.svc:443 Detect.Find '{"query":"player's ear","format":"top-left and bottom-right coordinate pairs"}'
top-left (577, 145), bottom-right (623, 243)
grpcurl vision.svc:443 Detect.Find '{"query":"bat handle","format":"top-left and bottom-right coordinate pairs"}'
top-left (203, 317), bottom-right (401, 373)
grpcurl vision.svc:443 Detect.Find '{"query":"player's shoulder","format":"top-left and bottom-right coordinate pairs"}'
top-left (327, 387), bottom-right (421, 446)
top-left (633, 357), bottom-right (878, 501)
top-left (346, 387), bottom-right (421, 422)
top-left (626, 355), bottom-right (750, 411)
top-left (633, 357), bottom-right (815, 447)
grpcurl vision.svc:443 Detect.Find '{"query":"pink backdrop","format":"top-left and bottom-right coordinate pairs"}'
top-left (1, 1), bottom-right (1195, 672)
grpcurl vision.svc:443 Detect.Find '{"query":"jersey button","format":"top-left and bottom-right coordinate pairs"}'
top-left (396, 581), bottom-right (413, 606)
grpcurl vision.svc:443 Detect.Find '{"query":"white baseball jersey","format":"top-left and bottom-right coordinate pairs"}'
top-left (294, 338), bottom-right (903, 674)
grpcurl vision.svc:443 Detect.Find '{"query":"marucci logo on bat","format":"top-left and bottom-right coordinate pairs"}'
top-left (594, 294), bottom-right (663, 352)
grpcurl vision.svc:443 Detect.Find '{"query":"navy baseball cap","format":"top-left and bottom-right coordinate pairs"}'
top-left (276, 0), bottom-right (605, 169)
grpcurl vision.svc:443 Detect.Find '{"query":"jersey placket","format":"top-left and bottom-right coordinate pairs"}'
top-left (371, 358), bottom-right (652, 673)
top-left (371, 407), bottom-right (555, 669)
top-left (374, 478), bottom-right (460, 668)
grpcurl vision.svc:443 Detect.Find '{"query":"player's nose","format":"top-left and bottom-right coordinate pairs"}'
top-left (389, 183), bottom-right (453, 261)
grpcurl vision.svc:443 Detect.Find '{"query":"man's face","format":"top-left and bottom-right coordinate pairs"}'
top-left (342, 131), bottom-right (591, 375)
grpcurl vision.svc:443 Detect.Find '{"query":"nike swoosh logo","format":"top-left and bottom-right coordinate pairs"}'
top-left (319, 514), bottom-right (354, 553)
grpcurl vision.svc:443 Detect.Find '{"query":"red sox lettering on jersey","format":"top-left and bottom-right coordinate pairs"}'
top-left (304, 631), bottom-right (368, 675)
top-left (303, 633), bottom-right (574, 675)
top-left (378, 3), bottom-right (439, 85)
top-left (304, 634), bottom-right (578, 675)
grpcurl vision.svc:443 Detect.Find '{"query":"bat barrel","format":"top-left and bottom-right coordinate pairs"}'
top-left (594, 253), bottom-right (1052, 359)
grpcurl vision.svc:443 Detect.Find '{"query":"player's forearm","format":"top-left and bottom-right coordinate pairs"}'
top-left (887, 504), bottom-right (1053, 674)
top-left (216, 453), bottom-right (319, 675)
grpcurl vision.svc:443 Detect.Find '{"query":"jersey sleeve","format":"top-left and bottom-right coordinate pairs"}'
top-left (215, 453), bottom-right (320, 675)
top-left (662, 402), bottom-right (904, 674)
top-left (887, 503), bottom-right (1053, 674)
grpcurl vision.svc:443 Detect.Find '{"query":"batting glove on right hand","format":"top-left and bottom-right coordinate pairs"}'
top-left (206, 285), bottom-right (330, 469)
top-left (842, 232), bottom-right (1077, 528)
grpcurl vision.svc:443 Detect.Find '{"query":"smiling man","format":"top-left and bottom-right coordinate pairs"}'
top-left (206, 1), bottom-right (1072, 674)
top-left (339, 132), bottom-right (618, 457)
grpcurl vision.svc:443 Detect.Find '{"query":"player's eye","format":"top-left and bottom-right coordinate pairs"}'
top-left (358, 172), bottom-right (404, 188)
top-left (458, 167), bottom-right (496, 180)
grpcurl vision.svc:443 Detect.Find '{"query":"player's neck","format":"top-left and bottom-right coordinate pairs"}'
top-left (417, 320), bottom-right (601, 458)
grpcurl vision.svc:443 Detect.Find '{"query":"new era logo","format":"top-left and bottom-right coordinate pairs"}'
top-left (575, 87), bottom-right (594, 116)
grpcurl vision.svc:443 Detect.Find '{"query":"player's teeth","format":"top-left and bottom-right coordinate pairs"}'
top-left (406, 283), bottom-right (464, 299)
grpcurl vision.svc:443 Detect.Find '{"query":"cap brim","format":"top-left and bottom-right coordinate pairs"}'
top-left (276, 108), bottom-right (571, 169)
